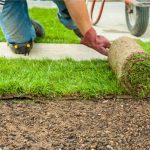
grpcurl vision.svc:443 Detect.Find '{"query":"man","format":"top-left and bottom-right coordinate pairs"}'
top-left (0, 0), bottom-right (111, 56)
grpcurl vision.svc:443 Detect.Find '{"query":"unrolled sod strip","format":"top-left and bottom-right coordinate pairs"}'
top-left (108, 37), bottom-right (150, 97)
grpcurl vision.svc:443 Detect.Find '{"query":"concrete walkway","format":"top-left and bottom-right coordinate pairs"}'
top-left (0, 43), bottom-right (107, 61)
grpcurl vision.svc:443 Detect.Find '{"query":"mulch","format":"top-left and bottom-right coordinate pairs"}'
top-left (0, 96), bottom-right (150, 150)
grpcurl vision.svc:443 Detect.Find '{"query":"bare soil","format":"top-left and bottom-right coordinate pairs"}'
top-left (0, 96), bottom-right (150, 150)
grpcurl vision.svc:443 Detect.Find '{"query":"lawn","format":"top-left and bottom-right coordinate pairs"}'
top-left (0, 8), bottom-right (149, 97)
top-left (0, 58), bottom-right (123, 97)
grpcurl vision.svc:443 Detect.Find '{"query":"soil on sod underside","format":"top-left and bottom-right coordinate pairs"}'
top-left (0, 97), bottom-right (150, 150)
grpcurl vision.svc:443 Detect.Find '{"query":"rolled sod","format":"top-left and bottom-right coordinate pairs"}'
top-left (108, 37), bottom-right (150, 97)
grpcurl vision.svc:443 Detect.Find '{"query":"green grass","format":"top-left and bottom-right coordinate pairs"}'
top-left (121, 53), bottom-right (150, 97)
top-left (138, 40), bottom-right (150, 53)
top-left (0, 8), bottom-right (149, 97)
top-left (0, 58), bottom-right (124, 97)
top-left (0, 8), bottom-right (80, 44)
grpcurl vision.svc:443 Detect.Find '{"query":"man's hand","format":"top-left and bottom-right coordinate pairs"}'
top-left (81, 28), bottom-right (111, 56)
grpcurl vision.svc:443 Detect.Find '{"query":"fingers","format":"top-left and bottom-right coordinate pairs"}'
top-left (98, 46), bottom-right (108, 56)
top-left (96, 36), bottom-right (111, 49)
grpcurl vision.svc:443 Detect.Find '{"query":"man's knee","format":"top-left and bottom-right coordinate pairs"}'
top-left (57, 10), bottom-right (77, 30)
top-left (52, 0), bottom-right (77, 30)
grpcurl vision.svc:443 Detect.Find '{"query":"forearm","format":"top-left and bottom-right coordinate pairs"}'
top-left (63, 0), bottom-right (92, 36)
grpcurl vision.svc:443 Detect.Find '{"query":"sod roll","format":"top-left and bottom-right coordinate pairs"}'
top-left (108, 37), bottom-right (150, 97)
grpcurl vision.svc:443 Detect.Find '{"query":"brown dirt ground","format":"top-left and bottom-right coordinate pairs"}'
top-left (0, 96), bottom-right (150, 150)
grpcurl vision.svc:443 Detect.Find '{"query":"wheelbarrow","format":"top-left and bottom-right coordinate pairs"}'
top-left (87, 0), bottom-right (150, 36)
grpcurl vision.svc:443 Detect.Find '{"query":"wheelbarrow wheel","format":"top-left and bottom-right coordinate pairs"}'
top-left (125, 5), bottom-right (149, 37)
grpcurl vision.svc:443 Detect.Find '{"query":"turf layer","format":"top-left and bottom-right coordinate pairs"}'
top-left (0, 58), bottom-right (123, 97)
top-left (0, 9), bottom-right (149, 97)
top-left (109, 37), bottom-right (150, 97)
top-left (121, 53), bottom-right (150, 97)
